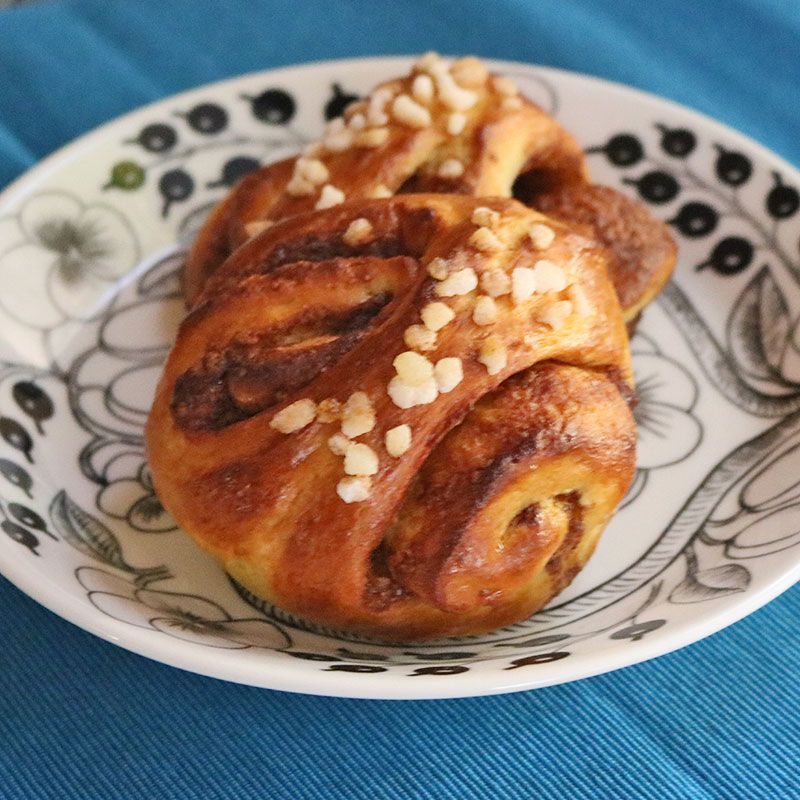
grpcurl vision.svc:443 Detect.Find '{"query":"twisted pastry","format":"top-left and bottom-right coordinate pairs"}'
top-left (147, 195), bottom-right (637, 639)
top-left (184, 54), bottom-right (675, 325)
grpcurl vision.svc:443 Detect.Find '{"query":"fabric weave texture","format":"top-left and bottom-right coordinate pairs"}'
top-left (0, 1), bottom-right (798, 798)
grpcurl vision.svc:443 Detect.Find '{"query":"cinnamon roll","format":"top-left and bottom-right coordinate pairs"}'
top-left (147, 195), bottom-right (638, 639)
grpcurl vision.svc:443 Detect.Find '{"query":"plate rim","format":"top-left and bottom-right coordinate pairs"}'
top-left (1, 54), bottom-right (799, 699)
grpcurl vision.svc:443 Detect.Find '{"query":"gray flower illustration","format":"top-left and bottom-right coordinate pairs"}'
top-left (0, 190), bottom-right (140, 328)
top-left (631, 338), bottom-right (702, 470)
top-left (76, 566), bottom-right (291, 650)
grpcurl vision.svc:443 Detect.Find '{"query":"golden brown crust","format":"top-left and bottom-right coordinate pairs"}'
top-left (183, 57), bottom-right (674, 323)
top-left (147, 194), bottom-right (636, 639)
top-left (183, 59), bottom-right (589, 306)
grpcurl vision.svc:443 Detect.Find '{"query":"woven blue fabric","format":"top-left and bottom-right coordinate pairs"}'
top-left (1, 1), bottom-right (799, 798)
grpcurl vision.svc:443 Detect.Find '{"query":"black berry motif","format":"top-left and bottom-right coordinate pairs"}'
top-left (405, 650), bottom-right (478, 660)
top-left (714, 145), bottom-right (753, 187)
top-left (609, 620), bottom-right (666, 641)
top-left (207, 156), bottom-right (261, 189)
top-left (104, 161), bottom-right (146, 191)
top-left (669, 202), bottom-right (719, 238)
top-left (158, 169), bottom-right (195, 217)
top-left (587, 133), bottom-right (644, 166)
top-left (8, 503), bottom-right (55, 539)
top-left (766, 172), bottom-right (799, 219)
top-left (0, 416), bottom-right (33, 463)
top-left (336, 648), bottom-right (389, 661)
top-left (243, 89), bottom-right (296, 124)
top-left (325, 664), bottom-right (388, 673)
top-left (1, 520), bottom-right (39, 555)
top-left (624, 170), bottom-right (680, 204)
top-left (500, 633), bottom-right (570, 648)
top-left (324, 83), bottom-right (360, 120)
top-left (410, 665), bottom-right (469, 676)
top-left (286, 651), bottom-right (340, 662)
top-left (589, 126), bottom-right (795, 282)
top-left (505, 651), bottom-right (570, 670)
top-left (656, 124), bottom-right (696, 157)
top-left (183, 103), bottom-right (228, 135)
top-left (12, 381), bottom-right (53, 435)
top-left (130, 123), bottom-right (178, 153)
top-left (0, 459), bottom-right (33, 497)
top-left (698, 237), bottom-right (754, 275)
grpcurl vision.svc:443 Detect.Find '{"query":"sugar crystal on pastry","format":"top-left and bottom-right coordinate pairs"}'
top-left (435, 267), bottom-right (478, 296)
top-left (285, 174), bottom-right (316, 196)
top-left (323, 128), bottom-right (353, 152)
top-left (344, 442), bottom-right (379, 476)
top-left (472, 295), bottom-right (498, 326)
top-left (434, 357), bottom-right (463, 393)
top-left (446, 112), bottom-right (467, 135)
top-left (295, 157), bottom-right (329, 185)
top-left (325, 117), bottom-right (346, 135)
top-left (340, 391), bottom-right (375, 438)
top-left (472, 206), bottom-right (501, 229)
top-left (336, 476), bottom-right (372, 503)
top-left (480, 268), bottom-right (511, 297)
top-left (315, 184), bottom-right (345, 209)
top-left (391, 94), bottom-right (432, 128)
top-left (404, 324), bottom-right (437, 351)
top-left (491, 75), bottom-right (518, 96)
top-left (354, 127), bottom-right (390, 148)
top-left (532, 260), bottom-right (567, 293)
top-left (244, 220), bottom-right (272, 237)
top-left (347, 112), bottom-right (366, 130)
top-left (426, 257), bottom-right (449, 280)
top-left (385, 424), bottom-right (412, 457)
top-left (434, 70), bottom-right (478, 111)
top-left (528, 222), bottom-right (556, 249)
top-left (438, 159), bottom-right (465, 179)
top-left (387, 375), bottom-right (438, 409)
top-left (469, 227), bottom-right (504, 253)
top-left (342, 217), bottom-right (373, 246)
top-left (411, 74), bottom-right (435, 104)
top-left (269, 399), bottom-right (317, 433)
top-left (450, 56), bottom-right (488, 88)
top-left (511, 266), bottom-right (537, 303)
top-left (328, 432), bottom-right (350, 456)
top-left (414, 51), bottom-right (446, 73)
top-left (393, 351), bottom-right (434, 386)
top-left (366, 104), bottom-right (389, 127)
top-left (421, 302), bottom-right (455, 331)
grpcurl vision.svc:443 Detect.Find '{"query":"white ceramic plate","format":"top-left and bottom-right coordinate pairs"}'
top-left (1, 57), bottom-right (799, 699)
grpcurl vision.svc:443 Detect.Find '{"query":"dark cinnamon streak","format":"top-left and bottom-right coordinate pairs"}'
top-left (264, 233), bottom-right (405, 271)
top-left (172, 292), bottom-right (392, 431)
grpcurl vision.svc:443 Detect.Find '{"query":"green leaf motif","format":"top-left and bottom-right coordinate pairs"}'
top-left (104, 161), bottom-right (145, 191)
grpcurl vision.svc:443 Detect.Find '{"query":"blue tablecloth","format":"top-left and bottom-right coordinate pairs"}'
top-left (1, 1), bottom-right (799, 798)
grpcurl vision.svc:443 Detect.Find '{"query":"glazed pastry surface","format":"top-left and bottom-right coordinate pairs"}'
top-left (148, 194), bottom-right (637, 638)
top-left (183, 56), bottom-right (674, 321)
